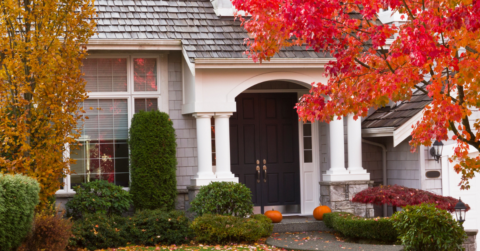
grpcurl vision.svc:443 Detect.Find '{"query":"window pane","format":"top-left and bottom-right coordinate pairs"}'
top-left (134, 58), bottom-right (157, 92)
top-left (134, 98), bottom-right (158, 113)
top-left (303, 123), bottom-right (313, 163)
top-left (72, 99), bottom-right (129, 189)
top-left (82, 58), bottom-right (127, 92)
top-left (304, 150), bottom-right (313, 163)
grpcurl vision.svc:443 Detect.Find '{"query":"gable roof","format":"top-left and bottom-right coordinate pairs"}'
top-left (93, 0), bottom-right (330, 62)
top-left (362, 91), bottom-right (432, 129)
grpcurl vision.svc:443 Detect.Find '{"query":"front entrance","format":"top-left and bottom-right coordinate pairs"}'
top-left (230, 93), bottom-right (301, 214)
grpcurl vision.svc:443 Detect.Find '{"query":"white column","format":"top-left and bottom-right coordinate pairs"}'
top-left (347, 114), bottom-right (370, 180)
top-left (191, 113), bottom-right (216, 186)
top-left (323, 116), bottom-right (349, 181)
top-left (214, 112), bottom-right (238, 182)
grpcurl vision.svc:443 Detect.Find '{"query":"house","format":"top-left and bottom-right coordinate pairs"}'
top-left (55, 0), bottom-right (479, 236)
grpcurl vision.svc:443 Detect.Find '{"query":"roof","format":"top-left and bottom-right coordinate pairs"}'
top-left (362, 91), bottom-right (432, 129)
top-left (93, 0), bottom-right (330, 62)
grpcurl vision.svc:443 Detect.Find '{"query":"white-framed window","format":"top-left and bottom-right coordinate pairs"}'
top-left (57, 55), bottom-right (161, 194)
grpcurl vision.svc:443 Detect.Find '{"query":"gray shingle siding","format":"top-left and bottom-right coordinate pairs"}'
top-left (168, 52), bottom-right (197, 189)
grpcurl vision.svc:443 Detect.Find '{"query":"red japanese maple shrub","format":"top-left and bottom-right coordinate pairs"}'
top-left (352, 185), bottom-right (470, 213)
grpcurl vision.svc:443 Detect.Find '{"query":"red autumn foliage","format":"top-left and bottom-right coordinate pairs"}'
top-left (231, 0), bottom-right (480, 190)
top-left (351, 185), bottom-right (470, 213)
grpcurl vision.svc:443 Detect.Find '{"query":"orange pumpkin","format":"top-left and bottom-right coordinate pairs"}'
top-left (264, 208), bottom-right (283, 223)
top-left (313, 205), bottom-right (332, 220)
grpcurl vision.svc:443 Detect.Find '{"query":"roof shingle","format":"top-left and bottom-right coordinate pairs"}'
top-left (93, 0), bottom-right (330, 62)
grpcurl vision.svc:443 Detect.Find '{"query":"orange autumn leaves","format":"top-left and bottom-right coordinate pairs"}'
top-left (232, 0), bottom-right (480, 189)
top-left (0, 0), bottom-right (96, 208)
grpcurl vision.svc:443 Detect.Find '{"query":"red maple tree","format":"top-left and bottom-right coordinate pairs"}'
top-left (231, 0), bottom-right (480, 189)
top-left (352, 185), bottom-right (470, 213)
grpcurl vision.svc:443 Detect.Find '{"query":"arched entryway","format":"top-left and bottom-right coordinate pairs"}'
top-left (229, 81), bottom-right (313, 214)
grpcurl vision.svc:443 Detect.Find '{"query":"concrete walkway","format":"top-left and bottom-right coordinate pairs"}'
top-left (266, 231), bottom-right (404, 251)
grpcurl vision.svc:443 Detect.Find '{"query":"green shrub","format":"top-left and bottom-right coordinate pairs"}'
top-left (68, 213), bottom-right (127, 251)
top-left (190, 182), bottom-right (254, 217)
top-left (323, 212), bottom-right (397, 242)
top-left (392, 203), bottom-right (466, 251)
top-left (0, 173), bottom-right (40, 250)
top-left (191, 214), bottom-right (273, 244)
top-left (20, 210), bottom-right (72, 251)
top-left (129, 110), bottom-right (177, 211)
top-left (65, 180), bottom-right (132, 219)
top-left (123, 209), bottom-right (193, 246)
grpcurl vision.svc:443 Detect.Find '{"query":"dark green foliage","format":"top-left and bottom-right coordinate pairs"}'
top-left (191, 214), bottom-right (273, 244)
top-left (323, 212), bottom-right (398, 242)
top-left (0, 173), bottom-right (40, 250)
top-left (65, 180), bottom-right (132, 219)
top-left (123, 209), bottom-right (193, 246)
top-left (129, 110), bottom-right (177, 211)
top-left (190, 182), bottom-right (254, 217)
top-left (391, 203), bottom-right (466, 251)
top-left (68, 213), bottom-right (127, 251)
top-left (68, 210), bottom-right (192, 250)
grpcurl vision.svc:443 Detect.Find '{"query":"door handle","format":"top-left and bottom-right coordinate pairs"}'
top-left (256, 165), bottom-right (260, 183)
top-left (263, 165), bottom-right (267, 182)
top-left (256, 160), bottom-right (260, 183)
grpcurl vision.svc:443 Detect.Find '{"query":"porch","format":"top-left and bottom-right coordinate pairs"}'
top-left (181, 56), bottom-right (372, 215)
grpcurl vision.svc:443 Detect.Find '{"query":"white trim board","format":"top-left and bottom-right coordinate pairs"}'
top-left (194, 58), bottom-right (335, 69)
top-left (87, 39), bottom-right (182, 51)
top-left (393, 110), bottom-right (424, 147)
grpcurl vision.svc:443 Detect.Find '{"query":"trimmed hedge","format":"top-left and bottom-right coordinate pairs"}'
top-left (69, 210), bottom-right (192, 250)
top-left (0, 173), bottom-right (40, 250)
top-left (69, 213), bottom-right (127, 250)
top-left (65, 180), bottom-right (132, 219)
top-left (323, 212), bottom-right (397, 242)
top-left (191, 214), bottom-right (273, 244)
top-left (123, 209), bottom-right (193, 246)
top-left (129, 110), bottom-right (177, 211)
top-left (190, 182), bottom-right (254, 217)
top-left (392, 203), bottom-right (466, 251)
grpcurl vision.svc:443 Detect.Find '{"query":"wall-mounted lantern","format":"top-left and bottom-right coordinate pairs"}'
top-left (454, 198), bottom-right (467, 227)
top-left (429, 140), bottom-right (444, 162)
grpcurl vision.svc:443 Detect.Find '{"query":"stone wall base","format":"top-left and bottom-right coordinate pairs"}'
top-left (464, 229), bottom-right (478, 251)
top-left (320, 180), bottom-right (374, 217)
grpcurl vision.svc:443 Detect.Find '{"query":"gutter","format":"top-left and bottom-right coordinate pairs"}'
top-left (362, 139), bottom-right (388, 217)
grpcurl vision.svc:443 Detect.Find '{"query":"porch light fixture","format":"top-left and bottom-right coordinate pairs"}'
top-left (429, 140), bottom-right (444, 162)
top-left (454, 198), bottom-right (467, 227)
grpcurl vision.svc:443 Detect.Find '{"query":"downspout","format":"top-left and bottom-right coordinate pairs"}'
top-left (362, 139), bottom-right (388, 217)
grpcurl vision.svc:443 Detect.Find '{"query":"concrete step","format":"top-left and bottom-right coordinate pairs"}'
top-left (272, 216), bottom-right (332, 233)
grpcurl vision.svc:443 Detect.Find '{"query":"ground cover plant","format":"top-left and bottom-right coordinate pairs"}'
top-left (69, 213), bottom-right (128, 250)
top-left (69, 210), bottom-right (193, 250)
top-left (0, 174), bottom-right (40, 249)
top-left (392, 203), bottom-right (466, 251)
top-left (352, 185), bottom-right (470, 212)
top-left (323, 212), bottom-right (397, 243)
top-left (190, 182), bottom-right (254, 217)
top-left (129, 110), bottom-right (177, 211)
top-left (123, 210), bottom-right (193, 246)
top-left (66, 180), bottom-right (132, 219)
top-left (191, 214), bottom-right (273, 244)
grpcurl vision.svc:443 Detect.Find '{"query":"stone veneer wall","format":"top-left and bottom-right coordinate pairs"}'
top-left (320, 180), bottom-right (374, 217)
top-left (464, 230), bottom-right (478, 251)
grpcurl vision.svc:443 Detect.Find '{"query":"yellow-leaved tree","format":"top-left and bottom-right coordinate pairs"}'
top-left (0, 0), bottom-right (96, 209)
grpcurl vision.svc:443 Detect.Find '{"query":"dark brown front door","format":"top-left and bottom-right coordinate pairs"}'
top-left (230, 93), bottom-right (300, 213)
